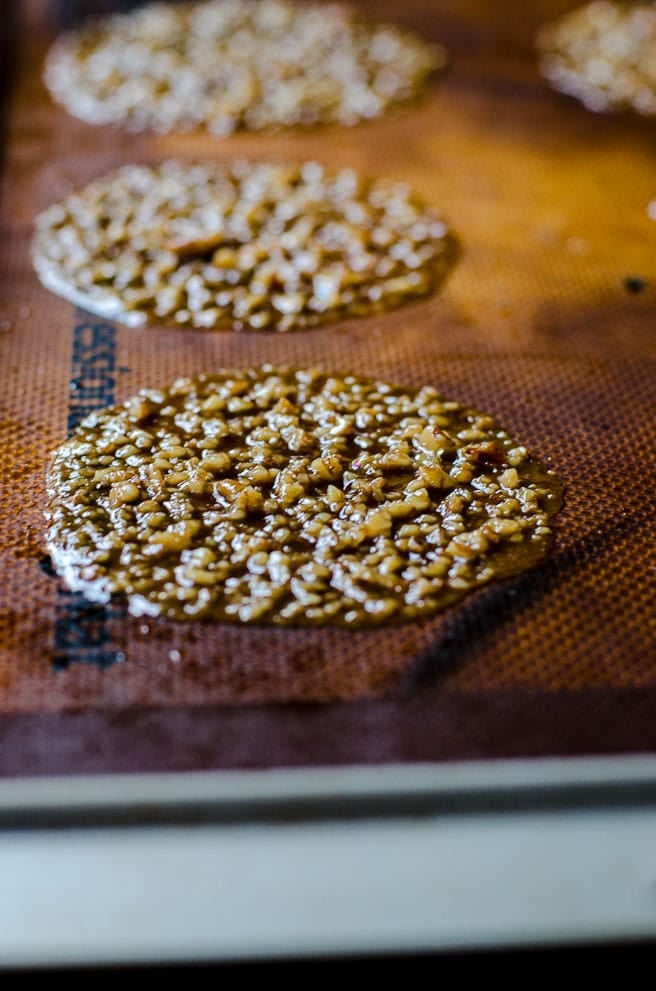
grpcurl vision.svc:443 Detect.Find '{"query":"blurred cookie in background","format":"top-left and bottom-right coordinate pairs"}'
top-left (537, 0), bottom-right (656, 116)
top-left (44, 0), bottom-right (446, 134)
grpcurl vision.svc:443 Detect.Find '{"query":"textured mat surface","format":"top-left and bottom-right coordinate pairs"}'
top-left (0, 0), bottom-right (654, 775)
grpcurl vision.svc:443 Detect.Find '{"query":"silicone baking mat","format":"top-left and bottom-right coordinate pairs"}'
top-left (1, 0), bottom-right (654, 777)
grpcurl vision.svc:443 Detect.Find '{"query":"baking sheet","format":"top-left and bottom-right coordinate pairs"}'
top-left (0, 0), bottom-right (655, 965)
top-left (1, 0), bottom-right (654, 775)
top-left (4, 754), bottom-right (656, 967)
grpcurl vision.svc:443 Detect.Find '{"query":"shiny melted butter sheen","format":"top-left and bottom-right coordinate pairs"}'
top-left (44, 367), bottom-right (563, 627)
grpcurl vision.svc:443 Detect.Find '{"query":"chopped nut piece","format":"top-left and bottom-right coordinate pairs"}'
top-left (108, 481), bottom-right (141, 507)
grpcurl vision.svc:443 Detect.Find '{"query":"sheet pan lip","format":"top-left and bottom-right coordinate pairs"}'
top-left (2, 752), bottom-right (656, 829)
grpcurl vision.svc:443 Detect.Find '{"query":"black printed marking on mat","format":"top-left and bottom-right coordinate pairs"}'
top-left (52, 310), bottom-right (126, 670)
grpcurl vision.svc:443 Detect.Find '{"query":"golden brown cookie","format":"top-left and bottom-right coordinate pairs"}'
top-left (45, 366), bottom-right (563, 627)
top-left (537, 0), bottom-right (656, 115)
top-left (44, 0), bottom-right (445, 134)
top-left (32, 160), bottom-right (457, 332)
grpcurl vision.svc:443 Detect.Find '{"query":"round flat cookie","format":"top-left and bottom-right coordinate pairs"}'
top-left (32, 160), bottom-right (457, 332)
top-left (44, 366), bottom-right (563, 627)
top-left (537, 0), bottom-right (656, 115)
top-left (44, 0), bottom-right (445, 134)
